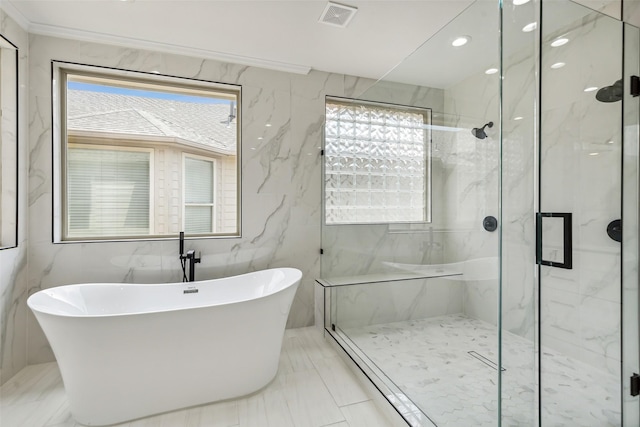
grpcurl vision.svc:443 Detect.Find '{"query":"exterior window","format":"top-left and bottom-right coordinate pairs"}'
top-left (67, 146), bottom-right (151, 237)
top-left (184, 156), bottom-right (215, 234)
top-left (54, 62), bottom-right (241, 241)
top-left (324, 97), bottom-right (431, 224)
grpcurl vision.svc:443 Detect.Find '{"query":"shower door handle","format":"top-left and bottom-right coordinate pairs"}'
top-left (536, 212), bottom-right (573, 269)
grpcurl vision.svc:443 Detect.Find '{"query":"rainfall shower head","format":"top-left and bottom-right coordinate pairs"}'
top-left (596, 79), bottom-right (622, 103)
top-left (471, 121), bottom-right (493, 139)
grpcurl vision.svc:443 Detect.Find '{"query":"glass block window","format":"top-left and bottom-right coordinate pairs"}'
top-left (324, 97), bottom-right (431, 224)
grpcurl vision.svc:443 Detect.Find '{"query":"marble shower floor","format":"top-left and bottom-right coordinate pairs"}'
top-left (0, 327), bottom-right (398, 427)
top-left (342, 314), bottom-right (620, 427)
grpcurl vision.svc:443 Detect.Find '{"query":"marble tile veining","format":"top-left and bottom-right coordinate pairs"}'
top-left (0, 327), bottom-right (397, 427)
top-left (342, 314), bottom-right (620, 427)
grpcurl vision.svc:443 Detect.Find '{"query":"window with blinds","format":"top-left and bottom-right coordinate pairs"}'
top-left (184, 156), bottom-right (215, 234)
top-left (324, 97), bottom-right (431, 224)
top-left (54, 62), bottom-right (241, 241)
top-left (67, 146), bottom-right (151, 237)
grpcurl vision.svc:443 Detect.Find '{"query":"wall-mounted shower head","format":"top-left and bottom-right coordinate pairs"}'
top-left (596, 79), bottom-right (622, 103)
top-left (471, 121), bottom-right (493, 139)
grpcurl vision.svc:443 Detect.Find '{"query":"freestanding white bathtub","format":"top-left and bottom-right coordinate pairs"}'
top-left (27, 267), bottom-right (302, 426)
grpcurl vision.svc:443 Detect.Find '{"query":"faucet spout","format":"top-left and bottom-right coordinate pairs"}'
top-left (186, 249), bottom-right (201, 282)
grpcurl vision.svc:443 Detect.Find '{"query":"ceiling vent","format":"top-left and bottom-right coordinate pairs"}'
top-left (319, 2), bottom-right (358, 28)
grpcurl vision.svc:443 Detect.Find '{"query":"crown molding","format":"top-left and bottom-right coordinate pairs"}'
top-left (7, 13), bottom-right (312, 75)
top-left (29, 22), bottom-right (311, 75)
top-left (0, 0), bottom-right (30, 30)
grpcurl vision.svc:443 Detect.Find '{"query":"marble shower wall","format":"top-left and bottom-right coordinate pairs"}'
top-left (320, 81), bottom-right (446, 280)
top-left (539, 4), bottom-right (623, 376)
top-left (0, 11), bottom-right (28, 385)
top-left (440, 54), bottom-right (501, 328)
top-left (25, 34), bottom-right (370, 365)
top-left (334, 277), bottom-right (463, 329)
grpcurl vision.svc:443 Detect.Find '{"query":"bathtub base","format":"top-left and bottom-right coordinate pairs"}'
top-left (28, 269), bottom-right (301, 426)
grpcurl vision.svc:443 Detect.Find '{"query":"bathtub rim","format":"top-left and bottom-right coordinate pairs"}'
top-left (27, 267), bottom-right (302, 319)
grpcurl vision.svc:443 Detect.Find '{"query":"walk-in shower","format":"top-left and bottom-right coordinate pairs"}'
top-left (318, 1), bottom-right (640, 426)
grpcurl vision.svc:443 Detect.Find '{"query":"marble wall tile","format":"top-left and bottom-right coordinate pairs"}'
top-left (539, 4), bottom-right (623, 377)
top-left (334, 278), bottom-right (463, 329)
top-left (442, 52), bottom-right (501, 333)
top-left (501, 0), bottom-right (538, 343)
top-left (319, 82), bottom-right (446, 279)
top-left (24, 33), bottom-right (352, 363)
top-left (0, 11), bottom-right (29, 385)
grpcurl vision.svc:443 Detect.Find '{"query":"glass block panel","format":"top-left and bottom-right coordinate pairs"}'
top-left (324, 98), bottom-right (430, 224)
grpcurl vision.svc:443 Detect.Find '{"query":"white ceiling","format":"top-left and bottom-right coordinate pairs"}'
top-left (4, 0), bottom-right (476, 85)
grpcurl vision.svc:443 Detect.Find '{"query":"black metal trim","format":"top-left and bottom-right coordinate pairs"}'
top-left (631, 373), bottom-right (640, 396)
top-left (630, 75), bottom-right (640, 97)
top-left (536, 212), bottom-right (573, 269)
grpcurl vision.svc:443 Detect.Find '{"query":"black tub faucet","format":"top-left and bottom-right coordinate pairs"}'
top-left (179, 232), bottom-right (201, 282)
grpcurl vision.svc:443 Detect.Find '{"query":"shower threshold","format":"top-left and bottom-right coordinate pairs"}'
top-left (328, 314), bottom-right (620, 427)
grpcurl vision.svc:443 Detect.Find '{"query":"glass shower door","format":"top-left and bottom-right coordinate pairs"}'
top-left (623, 20), bottom-right (640, 427)
top-left (539, 2), bottom-right (623, 425)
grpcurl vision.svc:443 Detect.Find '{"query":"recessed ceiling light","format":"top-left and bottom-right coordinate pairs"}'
top-left (584, 86), bottom-right (598, 92)
top-left (513, 0), bottom-right (530, 4)
top-left (485, 68), bottom-right (499, 75)
top-left (514, 116), bottom-right (523, 121)
top-left (265, 123), bottom-right (272, 127)
top-left (607, 140), bottom-right (614, 144)
top-left (522, 22), bottom-right (537, 32)
top-left (258, 137), bottom-right (264, 140)
top-left (589, 152), bottom-right (599, 156)
top-left (551, 38), bottom-right (569, 47)
top-left (451, 36), bottom-right (471, 47)
top-left (150, 70), bottom-right (160, 74)
top-left (550, 62), bottom-right (566, 69)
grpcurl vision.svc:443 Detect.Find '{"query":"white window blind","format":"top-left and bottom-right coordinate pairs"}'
top-left (184, 156), bottom-right (215, 234)
top-left (67, 147), bottom-right (150, 237)
top-left (324, 98), bottom-right (431, 224)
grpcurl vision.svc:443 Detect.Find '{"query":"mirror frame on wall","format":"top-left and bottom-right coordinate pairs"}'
top-left (0, 33), bottom-right (18, 250)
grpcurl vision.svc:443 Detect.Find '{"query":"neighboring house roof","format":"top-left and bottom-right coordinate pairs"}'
top-left (67, 89), bottom-right (237, 154)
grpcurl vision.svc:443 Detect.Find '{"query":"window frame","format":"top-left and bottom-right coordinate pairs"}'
top-left (52, 61), bottom-right (242, 242)
top-left (323, 96), bottom-right (432, 226)
top-left (182, 153), bottom-right (217, 234)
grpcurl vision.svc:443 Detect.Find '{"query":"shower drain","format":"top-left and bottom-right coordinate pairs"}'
top-left (467, 351), bottom-right (506, 371)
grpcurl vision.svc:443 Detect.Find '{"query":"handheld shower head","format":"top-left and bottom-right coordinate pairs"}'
top-left (471, 121), bottom-right (494, 139)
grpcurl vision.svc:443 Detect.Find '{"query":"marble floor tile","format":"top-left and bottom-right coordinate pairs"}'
top-left (340, 401), bottom-right (394, 427)
top-left (0, 327), bottom-right (394, 427)
top-left (312, 356), bottom-right (371, 407)
top-left (341, 314), bottom-right (620, 427)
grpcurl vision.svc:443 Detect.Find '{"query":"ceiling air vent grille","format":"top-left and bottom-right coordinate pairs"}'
top-left (319, 2), bottom-right (358, 28)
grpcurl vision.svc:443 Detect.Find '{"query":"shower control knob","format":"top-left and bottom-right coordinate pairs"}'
top-left (483, 216), bottom-right (498, 232)
top-left (607, 219), bottom-right (622, 242)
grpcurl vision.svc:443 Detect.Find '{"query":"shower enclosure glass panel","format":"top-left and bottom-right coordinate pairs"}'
top-left (539, 2), bottom-right (622, 425)
top-left (322, 1), bottom-right (502, 425)
top-left (322, 1), bottom-right (638, 426)
top-left (623, 21), bottom-right (640, 427)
